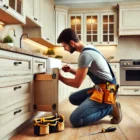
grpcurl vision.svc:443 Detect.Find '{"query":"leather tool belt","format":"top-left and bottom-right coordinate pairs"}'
top-left (34, 114), bottom-right (64, 136)
top-left (87, 82), bottom-right (119, 104)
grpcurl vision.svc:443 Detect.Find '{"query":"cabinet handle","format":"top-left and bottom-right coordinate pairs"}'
top-left (14, 86), bottom-right (22, 91)
top-left (134, 90), bottom-right (139, 92)
top-left (38, 64), bottom-right (43, 67)
top-left (14, 109), bottom-right (22, 115)
top-left (3, 4), bottom-right (8, 9)
top-left (46, 38), bottom-right (49, 40)
top-left (14, 61), bottom-right (22, 66)
top-left (34, 18), bottom-right (37, 21)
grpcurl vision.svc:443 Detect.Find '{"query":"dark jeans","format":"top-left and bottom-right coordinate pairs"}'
top-left (69, 87), bottom-right (113, 127)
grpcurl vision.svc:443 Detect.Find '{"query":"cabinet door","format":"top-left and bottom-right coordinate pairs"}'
top-left (34, 0), bottom-right (41, 22)
top-left (101, 13), bottom-right (117, 45)
top-left (56, 11), bottom-right (67, 45)
top-left (34, 68), bottom-right (59, 114)
top-left (41, 0), bottom-right (54, 43)
top-left (84, 14), bottom-right (99, 45)
top-left (69, 14), bottom-right (83, 41)
top-left (119, 7), bottom-right (140, 35)
top-left (25, 0), bottom-right (34, 17)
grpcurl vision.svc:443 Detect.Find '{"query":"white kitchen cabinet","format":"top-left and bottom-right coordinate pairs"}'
top-left (55, 5), bottom-right (69, 45)
top-left (0, 0), bottom-right (25, 24)
top-left (109, 62), bottom-right (120, 94)
top-left (41, 0), bottom-right (55, 44)
top-left (118, 3), bottom-right (140, 35)
top-left (101, 13), bottom-right (117, 45)
top-left (68, 14), bottom-right (84, 41)
top-left (84, 12), bottom-right (117, 45)
top-left (109, 63), bottom-right (120, 85)
top-left (120, 86), bottom-right (140, 95)
top-left (24, 0), bottom-right (41, 26)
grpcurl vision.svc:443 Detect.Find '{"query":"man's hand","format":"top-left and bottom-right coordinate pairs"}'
top-left (59, 67), bottom-right (88, 88)
top-left (62, 65), bottom-right (71, 72)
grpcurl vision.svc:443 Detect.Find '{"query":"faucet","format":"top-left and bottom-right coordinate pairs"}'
top-left (20, 33), bottom-right (29, 48)
top-left (8, 28), bottom-right (16, 37)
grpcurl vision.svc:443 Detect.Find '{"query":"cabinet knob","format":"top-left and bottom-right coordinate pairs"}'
top-left (14, 61), bottom-right (22, 66)
top-left (38, 64), bottom-right (43, 67)
top-left (100, 42), bottom-right (102, 44)
top-left (34, 18), bottom-right (37, 21)
top-left (3, 5), bottom-right (9, 9)
top-left (46, 38), bottom-right (49, 40)
top-left (14, 86), bottom-right (22, 91)
top-left (108, 42), bottom-right (109, 44)
top-left (14, 109), bottom-right (22, 115)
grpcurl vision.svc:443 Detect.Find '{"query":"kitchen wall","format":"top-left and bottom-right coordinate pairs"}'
top-left (54, 36), bottom-right (140, 62)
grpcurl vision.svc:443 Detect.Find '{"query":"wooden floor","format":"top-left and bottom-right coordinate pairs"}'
top-left (10, 96), bottom-right (140, 140)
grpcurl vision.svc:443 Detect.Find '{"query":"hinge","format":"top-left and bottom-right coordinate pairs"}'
top-left (52, 73), bottom-right (56, 79)
top-left (33, 104), bottom-right (37, 110)
top-left (52, 104), bottom-right (56, 110)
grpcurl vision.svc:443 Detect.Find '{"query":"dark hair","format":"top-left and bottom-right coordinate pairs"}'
top-left (57, 28), bottom-right (80, 44)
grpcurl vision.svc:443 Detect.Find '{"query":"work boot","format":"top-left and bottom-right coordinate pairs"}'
top-left (110, 102), bottom-right (122, 124)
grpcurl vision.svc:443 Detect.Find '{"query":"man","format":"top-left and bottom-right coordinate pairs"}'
top-left (57, 28), bottom-right (122, 127)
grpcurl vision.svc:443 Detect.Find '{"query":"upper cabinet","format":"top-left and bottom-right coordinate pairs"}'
top-left (24, 0), bottom-right (41, 27)
top-left (55, 5), bottom-right (69, 46)
top-left (0, 0), bottom-right (25, 24)
top-left (69, 14), bottom-right (83, 41)
top-left (84, 12), bottom-right (117, 45)
top-left (101, 13), bottom-right (117, 45)
top-left (41, 0), bottom-right (55, 44)
top-left (84, 14), bottom-right (99, 45)
top-left (118, 2), bottom-right (140, 36)
top-left (68, 9), bottom-right (117, 46)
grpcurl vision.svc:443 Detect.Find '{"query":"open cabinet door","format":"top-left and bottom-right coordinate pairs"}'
top-left (34, 68), bottom-right (59, 114)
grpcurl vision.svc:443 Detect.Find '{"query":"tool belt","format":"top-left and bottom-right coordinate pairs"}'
top-left (34, 114), bottom-right (64, 136)
top-left (87, 82), bottom-right (119, 104)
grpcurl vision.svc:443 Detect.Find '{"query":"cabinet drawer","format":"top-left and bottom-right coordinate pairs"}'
top-left (0, 112), bottom-right (31, 140)
top-left (33, 57), bottom-right (46, 74)
top-left (0, 50), bottom-right (32, 76)
top-left (0, 99), bottom-right (31, 127)
top-left (120, 86), bottom-right (140, 95)
top-left (0, 75), bottom-right (33, 110)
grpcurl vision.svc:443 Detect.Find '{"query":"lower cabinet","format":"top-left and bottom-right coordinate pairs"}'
top-left (120, 86), bottom-right (140, 95)
top-left (0, 99), bottom-right (32, 140)
top-left (34, 68), bottom-right (59, 114)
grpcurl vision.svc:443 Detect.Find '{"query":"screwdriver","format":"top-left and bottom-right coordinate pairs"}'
top-left (80, 126), bottom-right (116, 137)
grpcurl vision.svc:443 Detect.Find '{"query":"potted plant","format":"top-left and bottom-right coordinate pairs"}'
top-left (46, 48), bottom-right (55, 57)
top-left (3, 35), bottom-right (14, 46)
top-left (55, 55), bottom-right (63, 60)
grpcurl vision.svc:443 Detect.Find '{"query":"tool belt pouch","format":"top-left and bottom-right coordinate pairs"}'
top-left (103, 89), bottom-right (115, 104)
top-left (89, 89), bottom-right (104, 103)
top-left (34, 114), bottom-right (64, 136)
top-left (88, 83), bottom-right (118, 105)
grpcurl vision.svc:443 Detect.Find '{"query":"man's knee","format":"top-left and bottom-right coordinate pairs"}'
top-left (69, 94), bottom-right (77, 105)
top-left (69, 112), bottom-right (83, 127)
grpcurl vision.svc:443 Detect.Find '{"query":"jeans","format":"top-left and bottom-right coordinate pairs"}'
top-left (69, 87), bottom-right (113, 127)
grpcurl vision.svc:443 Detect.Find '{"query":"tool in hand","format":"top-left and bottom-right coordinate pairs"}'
top-left (80, 126), bottom-right (116, 137)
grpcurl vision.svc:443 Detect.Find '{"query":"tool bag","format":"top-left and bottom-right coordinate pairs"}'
top-left (87, 82), bottom-right (119, 104)
top-left (33, 114), bottom-right (64, 136)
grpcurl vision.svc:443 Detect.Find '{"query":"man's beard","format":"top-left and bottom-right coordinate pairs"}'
top-left (69, 45), bottom-right (76, 54)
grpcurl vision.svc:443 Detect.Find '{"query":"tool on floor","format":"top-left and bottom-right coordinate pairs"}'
top-left (80, 126), bottom-right (116, 137)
